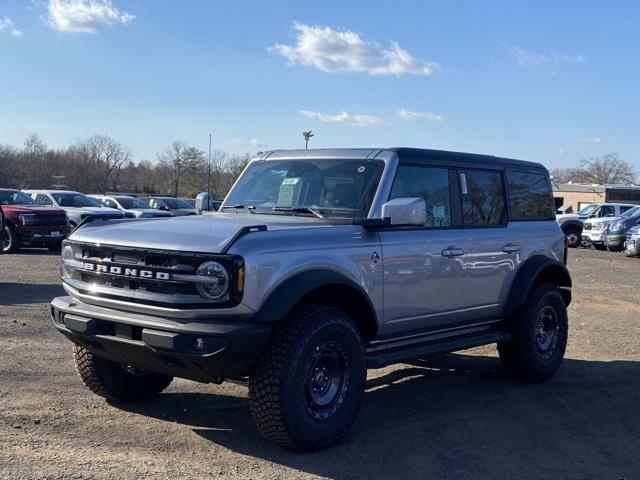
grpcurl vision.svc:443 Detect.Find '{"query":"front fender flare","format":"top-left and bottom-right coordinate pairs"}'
top-left (252, 269), bottom-right (376, 324)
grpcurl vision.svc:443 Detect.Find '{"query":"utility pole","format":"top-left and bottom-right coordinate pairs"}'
top-left (303, 131), bottom-right (314, 149)
top-left (207, 133), bottom-right (212, 201)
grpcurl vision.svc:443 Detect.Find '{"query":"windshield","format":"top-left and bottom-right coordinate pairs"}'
top-left (621, 206), bottom-right (640, 218)
top-left (225, 159), bottom-right (385, 219)
top-left (116, 197), bottom-right (148, 209)
top-left (578, 204), bottom-right (598, 215)
top-left (0, 190), bottom-right (36, 206)
top-left (52, 193), bottom-right (101, 208)
top-left (163, 198), bottom-right (194, 209)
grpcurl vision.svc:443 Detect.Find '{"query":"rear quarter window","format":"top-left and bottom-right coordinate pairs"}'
top-left (507, 170), bottom-right (555, 221)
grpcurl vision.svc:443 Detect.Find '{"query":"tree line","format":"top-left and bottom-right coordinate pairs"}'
top-left (550, 153), bottom-right (636, 186)
top-left (0, 133), bottom-right (251, 199)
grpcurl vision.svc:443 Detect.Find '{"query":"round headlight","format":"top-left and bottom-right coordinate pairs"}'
top-left (195, 261), bottom-right (229, 300)
top-left (61, 245), bottom-right (75, 278)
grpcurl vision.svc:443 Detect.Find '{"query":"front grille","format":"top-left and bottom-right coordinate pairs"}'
top-left (36, 214), bottom-right (68, 227)
top-left (63, 241), bottom-right (242, 309)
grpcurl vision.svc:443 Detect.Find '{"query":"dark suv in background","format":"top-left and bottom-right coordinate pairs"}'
top-left (0, 189), bottom-right (70, 253)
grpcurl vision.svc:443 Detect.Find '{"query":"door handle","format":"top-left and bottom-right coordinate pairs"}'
top-left (503, 244), bottom-right (521, 253)
top-left (442, 248), bottom-right (466, 257)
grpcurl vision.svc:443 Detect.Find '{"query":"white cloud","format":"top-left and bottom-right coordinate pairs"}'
top-left (575, 136), bottom-right (601, 144)
top-left (270, 23), bottom-right (439, 77)
top-left (0, 17), bottom-right (23, 36)
top-left (300, 110), bottom-right (387, 127)
top-left (397, 108), bottom-right (444, 123)
top-left (229, 138), bottom-right (268, 149)
top-left (505, 44), bottom-right (585, 67)
top-left (46, 0), bottom-right (134, 33)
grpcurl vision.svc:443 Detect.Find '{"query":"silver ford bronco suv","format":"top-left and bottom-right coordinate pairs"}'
top-left (50, 148), bottom-right (571, 451)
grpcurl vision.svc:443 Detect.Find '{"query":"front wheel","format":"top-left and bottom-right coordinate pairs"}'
top-left (2, 224), bottom-right (19, 253)
top-left (248, 305), bottom-right (366, 451)
top-left (73, 345), bottom-right (172, 402)
top-left (563, 227), bottom-right (581, 248)
top-left (498, 283), bottom-right (568, 382)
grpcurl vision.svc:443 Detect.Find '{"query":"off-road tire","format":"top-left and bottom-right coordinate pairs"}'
top-left (2, 224), bottom-right (19, 253)
top-left (73, 345), bottom-right (172, 402)
top-left (563, 226), bottom-right (581, 248)
top-left (498, 283), bottom-right (568, 383)
top-left (248, 305), bottom-right (366, 451)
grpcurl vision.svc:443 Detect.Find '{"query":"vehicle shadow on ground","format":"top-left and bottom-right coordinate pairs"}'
top-left (0, 283), bottom-right (65, 305)
top-left (4, 248), bottom-right (60, 256)
top-left (120, 354), bottom-right (640, 480)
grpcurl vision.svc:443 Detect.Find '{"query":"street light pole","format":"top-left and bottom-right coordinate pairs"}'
top-left (303, 131), bottom-right (314, 149)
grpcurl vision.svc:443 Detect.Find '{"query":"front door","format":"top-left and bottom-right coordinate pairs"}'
top-left (379, 164), bottom-right (468, 334)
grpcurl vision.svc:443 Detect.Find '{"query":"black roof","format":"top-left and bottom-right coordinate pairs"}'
top-left (389, 147), bottom-right (544, 169)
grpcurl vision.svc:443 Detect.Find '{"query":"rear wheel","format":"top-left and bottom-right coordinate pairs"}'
top-left (248, 305), bottom-right (366, 451)
top-left (498, 283), bottom-right (568, 382)
top-left (2, 224), bottom-right (19, 253)
top-left (73, 345), bottom-right (172, 402)
top-left (563, 226), bottom-right (581, 248)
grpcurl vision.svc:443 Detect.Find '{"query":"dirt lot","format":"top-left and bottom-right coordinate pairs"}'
top-left (1, 247), bottom-right (639, 480)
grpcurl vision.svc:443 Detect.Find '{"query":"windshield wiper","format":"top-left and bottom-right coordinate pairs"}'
top-left (272, 206), bottom-right (326, 219)
top-left (221, 204), bottom-right (256, 213)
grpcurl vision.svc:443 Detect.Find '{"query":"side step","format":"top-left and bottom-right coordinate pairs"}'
top-left (366, 331), bottom-right (510, 369)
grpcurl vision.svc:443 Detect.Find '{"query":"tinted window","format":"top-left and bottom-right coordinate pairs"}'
top-left (601, 205), bottom-right (616, 217)
top-left (0, 190), bottom-right (35, 205)
top-left (389, 166), bottom-right (451, 227)
top-left (620, 205), bottom-right (634, 214)
top-left (508, 171), bottom-right (555, 221)
top-left (36, 194), bottom-right (53, 206)
top-left (460, 170), bottom-right (506, 227)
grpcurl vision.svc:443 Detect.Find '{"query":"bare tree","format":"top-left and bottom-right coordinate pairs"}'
top-left (157, 141), bottom-right (189, 195)
top-left (573, 153), bottom-right (636, 185)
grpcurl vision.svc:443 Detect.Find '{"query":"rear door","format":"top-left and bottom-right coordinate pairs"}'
top-left (457, 168), bottom-right (518, 319)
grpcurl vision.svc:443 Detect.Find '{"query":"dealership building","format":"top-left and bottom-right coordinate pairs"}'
top-left (553, 183), bottom-right (640, 213)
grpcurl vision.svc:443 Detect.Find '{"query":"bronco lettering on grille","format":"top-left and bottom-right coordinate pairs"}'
top-left (82, 262), bottom-right (170, 280)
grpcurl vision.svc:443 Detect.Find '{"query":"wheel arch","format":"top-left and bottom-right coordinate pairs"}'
top-left (504, 255), bottom-right (572, 317)
top-left (253, 269), bottom-right (379, 341)
top-left (560, 220), bottom-right (583, 233)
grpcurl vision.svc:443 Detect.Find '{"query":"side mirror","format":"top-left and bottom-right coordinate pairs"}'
top-left (381, 198), bottom-right (427, 227)
top-left (159, 205), bottom-right (169, 211)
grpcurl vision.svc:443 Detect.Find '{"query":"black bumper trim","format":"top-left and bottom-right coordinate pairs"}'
top-left (51, 297), bottom-right (271, 382)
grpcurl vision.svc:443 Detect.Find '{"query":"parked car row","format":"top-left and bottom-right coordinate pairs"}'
top-left (0, 188), bottom-right (198, 253)
top-left (556, 201), bottom-right (640, 257)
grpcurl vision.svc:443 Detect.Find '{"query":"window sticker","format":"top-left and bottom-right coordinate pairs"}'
top-left (277, 177), bottom-right (300, 205)
top-left (460, 173), bottom-right (468, 195)
top-left (357, 166), bottom-right (366, 173)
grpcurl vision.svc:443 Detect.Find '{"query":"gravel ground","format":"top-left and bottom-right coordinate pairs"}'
top-left (1, 247), bottom-right (639, 480)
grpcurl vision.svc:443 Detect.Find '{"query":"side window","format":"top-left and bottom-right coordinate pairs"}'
top-left (507, 170), bottom-right (555, 221)
top-left (104, 199), bottom-right (118, 208)
top-left (389, 165), bottom-right (451, 227)
top-left (620, 206), bottom-right (634, 214)
top-left (149, 199), bottom-right (158, 209)
top-left (460, 170), bottom-right (506, 227)
top-left (601, 205), bottom-right (615, 217)
top-left (36, 194), bottom-right (52, 206)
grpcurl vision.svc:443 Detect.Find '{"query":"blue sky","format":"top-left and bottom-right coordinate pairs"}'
top-left (1, 1), bottom-right (639, 170)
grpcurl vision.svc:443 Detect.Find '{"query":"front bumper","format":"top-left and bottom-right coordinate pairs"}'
top-left (51, 296), bottom-right (272, 382)
top-left (582, 230), bottom-right (606, 244)
top-left (625, 237), bottom-right (640, 256)
top-left (17, 225), bottom-right (70, 244)
top-left (606, 234), bottom-right (626, 248)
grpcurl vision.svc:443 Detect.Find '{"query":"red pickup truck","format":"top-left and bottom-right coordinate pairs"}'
top-left (0, 189), bottom-right (71, 253)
